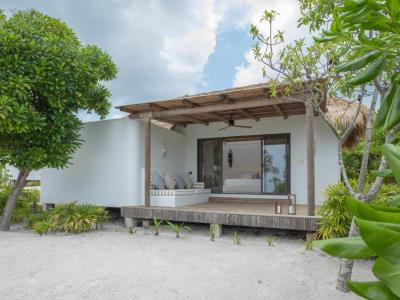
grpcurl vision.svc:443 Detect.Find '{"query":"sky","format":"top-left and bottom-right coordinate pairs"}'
top-left (1, 0), bottom-right (310, 121)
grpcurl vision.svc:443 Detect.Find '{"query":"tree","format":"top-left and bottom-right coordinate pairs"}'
top-left (313, 0), bottom-right (400, 297)
top-left (0, 9), bottom-right (117, 231)
top-left (251, 0), bottom-right (398, 292)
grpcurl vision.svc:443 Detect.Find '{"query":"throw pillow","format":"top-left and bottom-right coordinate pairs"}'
top-left (165, 173), bottom-right (176, 189)
top-left (181, 173), bottom-right (193, 189)
top-left (175, 174), bottom-right (186, 189)
top-left (152, 171), bottom-right (165, 189)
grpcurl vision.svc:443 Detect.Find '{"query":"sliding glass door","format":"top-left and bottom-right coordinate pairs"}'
top-left (262, 134), bottom-right (290, 194)
top-left (198, 134), bottom-right (290, 195)
top-left (198, 139), bottom-right (222, 193)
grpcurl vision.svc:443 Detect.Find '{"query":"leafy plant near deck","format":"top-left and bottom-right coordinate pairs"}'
top-left (317, 181), bottom-right (400, 239)
top-left (26, 202), bottom-right (109, 234)
top-left (0, 186), bottom-right (41, 224)
top-left (151, 217), bottom-right (163, 236)
top-left (165, 221), bottom-right (192, 238)
top-left (233, 231), bottom-right (241, 245)
top-left (265, 235), bottom-right (275, 247)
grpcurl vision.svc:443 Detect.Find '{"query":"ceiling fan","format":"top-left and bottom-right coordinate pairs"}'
top-left (218, 114), bottom-right (253, 131)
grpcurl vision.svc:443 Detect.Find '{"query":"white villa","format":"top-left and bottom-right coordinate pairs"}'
top-left (40, 83), bottom-right (361, 232)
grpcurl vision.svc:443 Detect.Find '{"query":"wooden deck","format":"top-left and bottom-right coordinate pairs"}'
top-left (121, 202), bottom-right (320, 231)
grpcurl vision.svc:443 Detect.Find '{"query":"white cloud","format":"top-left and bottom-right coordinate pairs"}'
top-left (232, 0), bottom-right (310, 87)
top-left (1, 0), bottom-right (228, 121)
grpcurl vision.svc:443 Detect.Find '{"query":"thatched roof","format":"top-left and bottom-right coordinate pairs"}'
top-left (325, 96), bottom-right (368, 149)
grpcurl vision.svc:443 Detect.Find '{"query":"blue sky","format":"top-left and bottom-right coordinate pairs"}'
top-left (1, 0), bottom-right (308, 120)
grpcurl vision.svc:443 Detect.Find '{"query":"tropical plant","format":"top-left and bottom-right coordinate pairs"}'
top-left (151, 217), bottom-right (163, 236)
top-left (32, 220), bottom-right (51, 236)
top-left (303, 235), bottom-right (314, 251)
top-left (315, 196), bottom-right (400, 299)
top-left (128, 226), bottom-right (136, 235)
top-left (312, 0), bottom-right (400, 293)
top-left (233, 231), bottom-right (241, 245)
top-left (27, 202), bottom-right (109, 234)
top-left (0, 186), bottom-right (41, 224)
top-left (266, 235), bottom-right (275, 247)
top-left (165, 221), bottom-right (192, 238)
top-left (317, 181), bottom-right (400, 239)
top-left (210, 224), bottom-right (215, 241)
top-left (0, 9), bottom-right (117, 231)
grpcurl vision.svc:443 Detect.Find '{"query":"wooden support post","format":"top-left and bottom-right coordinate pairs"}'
top-left (306, 102), bottom-right (315, 216)
top-left (212, 224), bottom-right (223, 238)
top-left (142, 219), bottom-right (150, 229)
top-left (144, 118), bottom-right (151, 207)
top-left (124, 217), bottom-right (138, 228)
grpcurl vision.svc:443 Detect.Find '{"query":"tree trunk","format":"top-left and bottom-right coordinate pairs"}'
top-left (0, 169), bottom-right (30, 231)
top-left (336, 218), bottom-right (359, 292)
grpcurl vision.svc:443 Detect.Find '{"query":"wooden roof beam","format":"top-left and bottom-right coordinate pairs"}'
top-left (130, 96), bottom-right (300, 119)
top-left (273, 104), bottom-right (288, 119)
top-left (219, 94), bottom-right (259, 121)
top-left (182, 99), bottom-right (229, 124)
top-left (184, 115), bottom-right (209, 126)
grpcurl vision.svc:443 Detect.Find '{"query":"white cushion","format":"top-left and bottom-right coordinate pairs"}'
top-left (165, 173), bottom-right (176, 189)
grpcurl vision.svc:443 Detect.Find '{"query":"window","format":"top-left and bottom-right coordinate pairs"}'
top-left (198, 134), bottom-right (290, 195)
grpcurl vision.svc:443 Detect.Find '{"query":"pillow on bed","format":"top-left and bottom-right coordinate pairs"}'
top-left (175, 174), bottom-right (186, 189)
top-left (152, 171), bottom-right (165, 190)
top-left (165, 173), bottom-right (176, 189)
top-left (181, 173), bottom-right (193, 189)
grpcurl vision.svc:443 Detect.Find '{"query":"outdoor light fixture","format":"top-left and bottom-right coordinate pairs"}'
top-left (161, 143), bottom-right (167, 158)
top-left (275, 201), bottom-right (282, 214)
top-left (288, 194), bottom-right (296, 215)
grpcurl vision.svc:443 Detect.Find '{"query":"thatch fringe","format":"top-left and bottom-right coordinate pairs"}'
top-left (325, 96), bottom-right (368, 149)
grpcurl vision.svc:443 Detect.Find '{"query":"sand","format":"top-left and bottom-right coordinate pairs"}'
top-left (0, 223), bottom-right (374, 300)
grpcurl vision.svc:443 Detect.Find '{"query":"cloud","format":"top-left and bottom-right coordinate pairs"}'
top-left (232, 0), bottom-right (310, 87)
top-left (1, 0), bottom-right (227, 120)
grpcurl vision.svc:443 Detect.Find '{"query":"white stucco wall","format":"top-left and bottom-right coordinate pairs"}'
top-left (183, 115), bottom-right (340, 204)
top-left (41, 113), bottom-right (339, 207)
top-left (41, 117), bottom-right (185, 207)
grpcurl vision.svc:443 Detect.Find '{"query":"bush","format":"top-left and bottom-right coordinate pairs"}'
top-left (316, 181), bottom-right (400, 239)
top-left (0, 187), bottom-right (41, 224)
top-left (27, 202), bottom-right (109, 234)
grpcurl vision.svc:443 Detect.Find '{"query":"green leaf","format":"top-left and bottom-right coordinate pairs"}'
top-left (346, 197), bottom-right (400, 223)
top-left (350, 56), bottom-right (386, 85)
top-left (388, 195), bottom-right (400, 208)
top-left (384, 86), bottom-right (400, 131)
top-left (358, 219), bottom-right (400, 264)
top-left (313, 35), bottom-right (340, 43)
top-left (387, 0), bottom-right (399, 16)
top-left (371, 169), bottom-right (393, 177)
top-left (381, 144), bottom-right (400, 184)
top-left (373, 257), bottom-right (400, 297)
top-left (313, 236), bottom-right (375, 259)
top-left (369, 204), bottom-right (400, 214)
top-left (376, 84), bottom-right (398, 128)
top-left (348, 281), bottom-right (399, 300)
top-left (336, 51), bottom-right (381, 73)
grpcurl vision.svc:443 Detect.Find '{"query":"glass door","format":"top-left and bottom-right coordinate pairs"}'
top-left (198, 139), bottom-right (222, 193)
top-left (262, 134), bottom-right (290, 194)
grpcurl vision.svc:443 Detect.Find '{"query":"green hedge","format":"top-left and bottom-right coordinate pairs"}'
top-left (0, 187), bottom-right (41, 224)
top-left (26, 202), bottom-right (109, 235)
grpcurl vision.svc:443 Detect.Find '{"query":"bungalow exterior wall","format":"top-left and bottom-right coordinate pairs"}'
top-left (41, 114), bottom-right (340, 207)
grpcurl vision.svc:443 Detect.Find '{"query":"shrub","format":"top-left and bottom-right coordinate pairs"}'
top-left (27, 202), bottom-right (109, 234)
top-left (316, 181), bottom-right (400, 239)
top-left (0, 186), bottom-right (41, 224)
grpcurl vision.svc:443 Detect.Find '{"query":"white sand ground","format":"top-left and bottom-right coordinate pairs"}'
top-left (0, 223), bottom-right (374, 300)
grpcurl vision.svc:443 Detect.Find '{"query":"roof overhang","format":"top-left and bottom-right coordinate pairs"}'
top-left (116, 83), bottom-right (314, 127)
